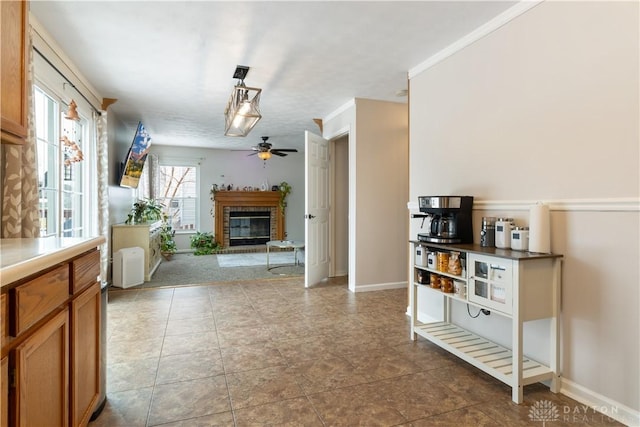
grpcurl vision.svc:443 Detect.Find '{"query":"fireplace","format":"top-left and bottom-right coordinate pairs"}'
top-left (229, 211), bottom-right (271, 246)
top-left (213, 191), bottom-right (285, 248)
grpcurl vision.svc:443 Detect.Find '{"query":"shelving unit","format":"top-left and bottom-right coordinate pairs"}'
top-left (410, 241), bottom-right (562, 404)
top-left (112, 222), bottom-right (162, 281)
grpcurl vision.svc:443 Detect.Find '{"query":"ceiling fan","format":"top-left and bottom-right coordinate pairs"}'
top-left (250, 136), bottom-right (298, 160)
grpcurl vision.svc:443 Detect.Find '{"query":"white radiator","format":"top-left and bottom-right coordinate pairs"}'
top-left (112, 247), bottom-right (144, 288)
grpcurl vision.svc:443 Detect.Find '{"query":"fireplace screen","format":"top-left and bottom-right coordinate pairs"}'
top-left (229, 211), bottom-right (271, 246)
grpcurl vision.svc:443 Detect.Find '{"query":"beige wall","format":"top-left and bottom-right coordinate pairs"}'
top-left (409, 0), bottom-right (639, 415)
top-left (333, 135), bottom-right (349, 277)
top-left (324, 98), bottom-right (409, 292)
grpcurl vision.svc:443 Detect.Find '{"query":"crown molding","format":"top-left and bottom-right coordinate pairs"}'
top-left (408, 1), bottom-right (543, 79)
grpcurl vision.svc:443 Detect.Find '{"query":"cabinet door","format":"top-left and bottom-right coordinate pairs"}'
top-left (1, 356), bottom-right (7, 427)
top-left (14, 309), bottom-right (69, 427)
top-left (70, 282), bottom-right (100, 427)
top-left (468, 254), bottom-right (513, 315)
top-left (0, 0), bottom-right (28, 145)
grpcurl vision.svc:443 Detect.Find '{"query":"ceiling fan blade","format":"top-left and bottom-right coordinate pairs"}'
top-left (270, 151), bottom-right (288, 157)
top-left (247, 152), bottom-right (258, 156)
top-left (272, 148), bottom-right (298, 153)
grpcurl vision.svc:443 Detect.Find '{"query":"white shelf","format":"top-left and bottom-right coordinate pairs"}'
top-left (415, 283), bottom-right (468, 305)
top-left (413, 321), bottom-right (553, 386)
top-left (410, 241), bottom-right (562, 404)
top-left (414, 265), bottom-right (466, 281)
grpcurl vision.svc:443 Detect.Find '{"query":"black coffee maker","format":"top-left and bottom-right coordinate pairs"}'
top-left (417, 196), bottom-right (474, 244)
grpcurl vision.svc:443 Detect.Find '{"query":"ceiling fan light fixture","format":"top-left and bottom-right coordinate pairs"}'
top-left (257, 151), bottom-right (271, 160)
top-left (224, 66), bottom-right (262, 137)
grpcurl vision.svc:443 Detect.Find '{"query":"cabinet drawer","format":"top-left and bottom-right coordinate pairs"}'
top-left (71, 250), bottom-right (100, 294)
top-left (12, 265), bottom-right (69, 336)
top-left (1, 293), bottom-right (7, 349)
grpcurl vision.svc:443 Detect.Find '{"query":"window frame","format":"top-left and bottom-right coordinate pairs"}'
top-left (34, 69), bottom-right (98, 238)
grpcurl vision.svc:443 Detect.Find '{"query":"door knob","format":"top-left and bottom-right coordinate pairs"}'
top-left (305, 214), bottom-right (316, 219)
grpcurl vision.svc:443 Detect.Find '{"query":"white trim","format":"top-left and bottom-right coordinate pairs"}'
top-left (473, 198), bottom-right (640, 212)
top-left (352, 281), bottom-right (407, 293)
top-left (560, 377), bottom-right (640, 427)
top-left (407, 198), bottom-right (639, 213)
top-left (323, 99), bottom-right (355, 124)
top-left (30, 14), bottom-right (103, 111)
top-left (412, 308), bottom-right (640, 426)
top-left (408, 1), bottom-right (543, 79)
top-left (325, 125), bottom-right (350, 142)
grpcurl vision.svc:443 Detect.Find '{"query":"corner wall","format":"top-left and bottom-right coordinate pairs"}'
top-left (409, 1), bottom-right (639, 419)
top-left (324, 98), bottom-right (409, 292)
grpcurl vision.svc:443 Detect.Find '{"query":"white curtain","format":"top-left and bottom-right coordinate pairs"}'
top-left (96, 110), bottom-right (109, 282)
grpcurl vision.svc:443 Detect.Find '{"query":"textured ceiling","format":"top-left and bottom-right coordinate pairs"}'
top-left (30, 1), bottom-right (516, 152)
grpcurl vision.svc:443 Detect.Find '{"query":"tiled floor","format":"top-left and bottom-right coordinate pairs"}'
top-left (89, 277), bottom-right (622, 427)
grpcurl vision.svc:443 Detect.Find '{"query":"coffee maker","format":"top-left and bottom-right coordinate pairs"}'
top-left (417, 196), bottom-right (474, 244)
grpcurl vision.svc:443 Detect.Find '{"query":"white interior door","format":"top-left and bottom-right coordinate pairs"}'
top-left (304, 131), bottom-right (330, 287)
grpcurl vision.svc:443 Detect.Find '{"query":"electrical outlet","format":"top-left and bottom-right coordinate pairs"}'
top-left (481, 309), bottom-right (491, 316)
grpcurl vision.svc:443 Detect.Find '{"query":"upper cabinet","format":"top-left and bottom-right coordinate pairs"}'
top-left (1, 0), bottom-right (29, 145)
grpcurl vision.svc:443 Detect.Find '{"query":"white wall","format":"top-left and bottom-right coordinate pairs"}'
top-left (147, 145), bottom-right (305, 249)
top-left (324, 98), bottom-right (409, 292)
top-left (409, 0), bottom-right (639, 419)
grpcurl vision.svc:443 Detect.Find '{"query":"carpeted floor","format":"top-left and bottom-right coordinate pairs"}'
top-left (126, 252), bottom-right (305, 289)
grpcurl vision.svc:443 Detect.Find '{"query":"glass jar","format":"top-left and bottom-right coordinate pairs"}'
top-left (430, 273), bottom-right (441, 289)
top-left (448, 251), bottom-right (462, 276)
top-left (437, 252), bottom-right (449, 272)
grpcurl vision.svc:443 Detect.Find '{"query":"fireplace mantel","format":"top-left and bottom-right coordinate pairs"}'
top-left (213, 191), bottom-right (284, 247)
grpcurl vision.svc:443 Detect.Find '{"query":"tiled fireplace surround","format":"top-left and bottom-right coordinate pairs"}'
top-left (223, 206), bottom-right (278, 247)
top-left (213, 191), bottom-right (285, 249)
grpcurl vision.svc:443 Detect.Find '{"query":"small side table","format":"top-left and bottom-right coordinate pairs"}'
top-left (266, 240), bottom-right (305, 270)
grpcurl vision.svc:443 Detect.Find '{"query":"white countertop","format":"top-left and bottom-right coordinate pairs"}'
top-left (0, 236), bottom-right (106, 287)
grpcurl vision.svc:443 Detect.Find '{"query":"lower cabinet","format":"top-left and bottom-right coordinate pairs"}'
top-left (1, 356), bottom-right (7, 427)
top-left (70, 282), bottom-right (100, 427)
top-left (13, 309), bottom-right (69, 427)
top-left (1, 247), bottom-right (102, 427)
top-left (112, 222), bottom-right (162, 281)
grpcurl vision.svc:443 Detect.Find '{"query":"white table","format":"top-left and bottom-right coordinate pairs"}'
top-left (266, 240), bottom-right (305, 270)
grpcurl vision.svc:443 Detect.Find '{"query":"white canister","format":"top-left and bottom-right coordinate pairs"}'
top-left (454, 281), bottom-right (467, 299)
top-left (510, 227), bottom-right (530, 251)
top-left (415, 246), bottom-right (427, 267)
top-left (427, 252), bottom-right (437, 270)
top-left (495, 218), bottom-right (514, 249)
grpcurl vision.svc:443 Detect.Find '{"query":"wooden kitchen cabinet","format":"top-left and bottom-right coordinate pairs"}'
top-left (70, 282), bottom-right (100, 427)
top-left (1, 356), bottom-right (7, 427)
top-left (13, 309), bottom-right (69, 427)
top-left (1, 245), bottom-right (102, 427)
top-left (0, 0), bottom-right (29, 145)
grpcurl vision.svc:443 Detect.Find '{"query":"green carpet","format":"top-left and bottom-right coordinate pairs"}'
top-left (129, 252), bottom-right (304, 289)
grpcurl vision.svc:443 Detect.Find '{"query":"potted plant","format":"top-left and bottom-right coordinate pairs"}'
top-left (190, 231), bottom-right (221, 255)
top-left (125, 198), bottom-right (163, 224)
top-left (278, 181), bottom-right (292, 215)
top-left (159, 219), bottom-right (177, 260)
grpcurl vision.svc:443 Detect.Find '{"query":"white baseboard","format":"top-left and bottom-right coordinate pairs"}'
top-left (351, 281), bottom-right (406, 293)
top-left (408, 308), bottom-right (639, 426)
top-left (561, 378), bottom-right (640, 427)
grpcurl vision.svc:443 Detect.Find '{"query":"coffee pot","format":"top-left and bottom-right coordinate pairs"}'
top-left (432, 216), bottom-right (457, 238)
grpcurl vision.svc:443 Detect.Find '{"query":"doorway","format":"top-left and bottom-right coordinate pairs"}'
top-left (331, 134), bottom-right (349, 278)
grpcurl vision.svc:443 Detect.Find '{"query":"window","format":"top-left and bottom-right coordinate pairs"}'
top-left (34, 85), bottom-right (95, 237)
top-left (141, 164), bottom-right (198, 231)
